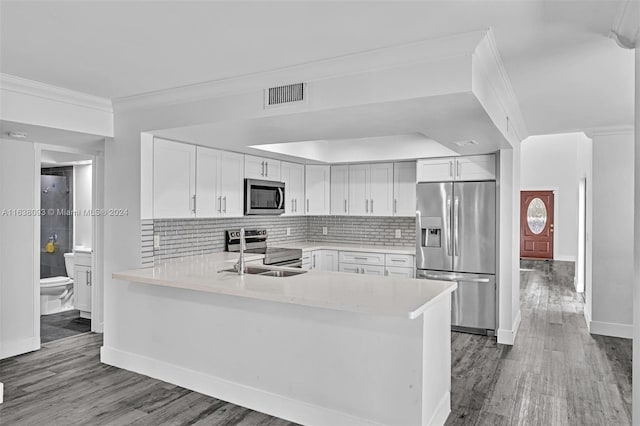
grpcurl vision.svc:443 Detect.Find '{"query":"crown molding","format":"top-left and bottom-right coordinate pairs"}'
top-left (113, 30), bottom-right (487, 111)
top-left (610, 0), bottom-right (640, 49)
top-left (0, 73), bottom-right (112, 113)
top-left (585, 125), bottom-right (634, 138)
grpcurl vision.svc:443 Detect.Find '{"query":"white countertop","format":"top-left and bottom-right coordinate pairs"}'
top-left (113, 252), bottom-right (455, 319)
top-left (277, 241), bottom-right (416, 255)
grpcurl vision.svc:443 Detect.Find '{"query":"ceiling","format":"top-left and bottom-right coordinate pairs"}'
top-left (0, 1), bottom-right (634, 137)
top-left (0, 120), bottom-right (107, 151)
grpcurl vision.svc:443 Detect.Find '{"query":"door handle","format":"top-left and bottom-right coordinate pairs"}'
top-left (454, 197), bottom-right (459, 257)
top-left (446, 198), bottom-right (452, 255)
top-left (217, 196), bottom-right (222, 213)
top-left (421, 273), bottom-right (490, 283)
top-left (223, 196), bottom-right (227, 213)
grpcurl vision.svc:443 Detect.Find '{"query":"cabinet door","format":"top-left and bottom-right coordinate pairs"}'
top-left (330, 165), bottom-right (349, 215)
top-left (153, 138), bottom-right (196, 218)
top-left (348, 164), bottom-right (369, 215)
top-left (338, 264), bottom-right (360, 274)
top-left (455, 155), bottom-right (496, 181)
top-left (386, 266), bottom-right (415, 278)
top-left (339, 251), bottom-right (385, 266)
top-left (305, 165), bottom-right (330, 215)
top-left (195, 147), bottom-right (220, 218)
top-left (74, 265), bottom-right (91, 313)
top-left (319, 250), bottom-right (339, 272)
top-left (393, 162), bottom-right (417, 216)
top-left (369, 163), bottom-right (394, 216)
top-left (264, 159), bottom-right (281, 181)
top-left (244, 155), bottom-right (266, 180)
top-left (416, 158), bottom-right (454, 182)
top-left (310, 250), bottom-right (320, 270)
top-left (362, 265), bottom-right (385, 276)
top-left (219, 151), bottom-right (245, 217)
top-left (281, 162), bottom-right (305, 215)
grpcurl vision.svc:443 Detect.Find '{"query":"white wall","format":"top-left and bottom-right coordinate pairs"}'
top-left (588, 130), bottom-right (634, 338)
top-left (520, 132), bottom-right (591, 262)
top-left (74, 164), bottom-right (92, 249)
top-left (0, 139), bottom-right (40, 359)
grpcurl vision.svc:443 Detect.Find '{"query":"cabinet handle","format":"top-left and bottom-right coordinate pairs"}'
top-left (218, 196), bottom-right (222, 213)
top-left (370, 199), bottom-right (373, 213)
top-left (191, 195), bottom-right (196, 214)
top-left (354, 257), bottom-right (368, 260)
top-left (385, 269), bottom-right (389, 276)
top-left (265, 162), bottom-right (269, 177)
top-left (449, 160), bottom-right (454, 178)
top-left (307, 199), bottom-right (310, 213)
top-left (223, 196), bottom-right (227, 213)
top-left (457, 161), bottom-right (461, 178)
top-left (294, 198), bottom-right (297, 213)
top-left (365, 199), bottom-right (369, 213)
top-left (86, 270), bottom-right (92, 286)
top-left (394, 199), bottom-right (397, 214)
top-left (312, 254), bottom-right (316, 269)
top-left (344, 199), bottom-right (347, 213)
top-left (261, 161), bottom-right (265, 176)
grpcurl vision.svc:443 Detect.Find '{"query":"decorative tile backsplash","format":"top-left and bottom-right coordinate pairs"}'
top-left (147, 215), bottom-right (416, 263)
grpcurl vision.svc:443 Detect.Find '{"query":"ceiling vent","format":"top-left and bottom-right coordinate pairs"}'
top-left (265, 83), bottom-right (307, 108)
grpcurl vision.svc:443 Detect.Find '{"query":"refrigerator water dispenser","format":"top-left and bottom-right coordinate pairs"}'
top-left (422, 227), bottom-right (441, 248)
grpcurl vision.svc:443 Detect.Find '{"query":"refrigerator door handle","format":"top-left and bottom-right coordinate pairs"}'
top-left (419, 272), bottom-right (491, 283)
top-left (453, 196), bottom-right (460, 257)
top-left (446, 197), bottom-right (452, 255)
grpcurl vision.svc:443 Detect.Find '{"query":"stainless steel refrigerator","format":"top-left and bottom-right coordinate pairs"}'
top-left (416, 181), bottom-right (496, 334)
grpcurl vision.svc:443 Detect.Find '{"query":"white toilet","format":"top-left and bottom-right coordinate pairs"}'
top-left (40, 252), bottom-right (75, 315)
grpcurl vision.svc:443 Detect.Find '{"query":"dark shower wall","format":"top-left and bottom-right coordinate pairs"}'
top-left (41, 167), bottom-right (73, 278)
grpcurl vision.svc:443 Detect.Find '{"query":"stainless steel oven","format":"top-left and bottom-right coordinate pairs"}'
top-left (244, 179), bottom-right (285, 215)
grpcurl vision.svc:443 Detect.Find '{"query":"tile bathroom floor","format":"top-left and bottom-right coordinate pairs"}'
top-left (40, 309), bottom-right (90, 343)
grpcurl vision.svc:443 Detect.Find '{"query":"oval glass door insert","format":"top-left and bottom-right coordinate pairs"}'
top-left (527, 198), bottom-right (547, 234)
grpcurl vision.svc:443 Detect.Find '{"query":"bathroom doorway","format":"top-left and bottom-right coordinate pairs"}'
top-left (39, 151), bottom-right (94, 343)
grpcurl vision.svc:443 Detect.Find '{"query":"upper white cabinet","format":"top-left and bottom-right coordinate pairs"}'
top-left (153, 138), bottom-right (196, 218)
top-left (305, 165), bottom-right (330, 215)
top-left (393, 162), bottom-right (416, 216)
top-left (349, 163), bottom-right (393, 216)
top-left (245, 155), bottom-right (281, 181)
top-left (195, 147), bottom-right (244, 218)
top-left (280, 161), bottom-right (305, 215)
top-left (330, 165), bottom-right (349, 215)
top-left (417, 155), bottom-right (495, 182)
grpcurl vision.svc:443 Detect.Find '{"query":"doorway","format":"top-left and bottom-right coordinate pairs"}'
top-left (520, 190), bottom-right (554, 259)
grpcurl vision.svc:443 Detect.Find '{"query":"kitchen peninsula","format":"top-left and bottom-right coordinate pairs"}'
top-left (104, 252), bottom-right (456, 426)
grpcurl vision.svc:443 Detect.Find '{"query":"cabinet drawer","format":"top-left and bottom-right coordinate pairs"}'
top-left (339, 251), bottom-right (385, 266)
top-left (386, 266), bottom-right (415, 278)
top-left (338, 264), bottom-right (360, 274)
top-left (385, 254), bottom-right (414, 268)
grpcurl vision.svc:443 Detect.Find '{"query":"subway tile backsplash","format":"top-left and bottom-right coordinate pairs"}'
top-left (149, 215), bottom-right (416, 263)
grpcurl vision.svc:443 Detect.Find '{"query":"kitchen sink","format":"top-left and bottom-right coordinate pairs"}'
top-left (220, 265), bottom-right (307, 277)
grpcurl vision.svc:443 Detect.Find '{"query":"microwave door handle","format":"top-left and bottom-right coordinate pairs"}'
top-left (277, 188), bottom-right (284, 209)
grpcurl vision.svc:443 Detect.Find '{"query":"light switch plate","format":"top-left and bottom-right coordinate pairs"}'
top-left (322, 226), bottom-right (328, 235)
top-left (154, 234), bottom-right (161, 249)
top-left (395, 229), bottom-right (402, 239)
top-left (286, 227), bottom-right (291, 236)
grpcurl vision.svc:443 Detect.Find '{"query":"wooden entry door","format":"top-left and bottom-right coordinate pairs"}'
top-left (520, 191), bottom-right (554, 259)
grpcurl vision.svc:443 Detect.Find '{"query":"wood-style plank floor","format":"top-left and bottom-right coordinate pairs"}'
top-left (0, 260), bottom-right (631, 425)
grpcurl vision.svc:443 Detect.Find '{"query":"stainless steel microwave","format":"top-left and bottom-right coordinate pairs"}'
top-left (244, 179), bottom-right (285, 215)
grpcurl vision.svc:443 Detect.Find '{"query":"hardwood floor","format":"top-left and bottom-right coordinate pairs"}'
top-left (41, 309), bottom-right (91, 343)
top-left (0, 260), bottom-right (632, 425)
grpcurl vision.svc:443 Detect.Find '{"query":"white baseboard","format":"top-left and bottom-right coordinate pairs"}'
top-left (584, 307), bottom-right (592, 332)
top-left (426, 391), bottom-right (450, 426)
top-left (589, 320), bottom-right (633, 339)
top-left (0, 381), bottom-right (4, 404)
top-left (497, 309), bottom-right (522, 345)
top-left (101, 346), bottom-right (388, 426)
top-left (0, 337), bottom-right (40, 360)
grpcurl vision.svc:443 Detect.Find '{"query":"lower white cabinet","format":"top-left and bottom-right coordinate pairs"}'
top-left (305, 250), bottom-right (338, 272)
top-left (338, 264), bottom-right (385, 276)
top-left (73, 251), bottom-right (92, 319)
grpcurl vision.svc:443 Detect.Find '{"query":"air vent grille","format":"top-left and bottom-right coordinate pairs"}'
top-left (266, 83), bottom-right (306, 107)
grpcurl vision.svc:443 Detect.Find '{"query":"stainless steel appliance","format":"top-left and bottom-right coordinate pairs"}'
top-left (244, 179), bottom-right (285, 215)
top-left (226, 229), bottom-right (302, 267)
top-left (416, 180), bottom-right (496, 334)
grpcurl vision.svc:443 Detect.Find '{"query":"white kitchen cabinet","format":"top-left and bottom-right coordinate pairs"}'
top-left (330, 165), bottom-right (349, 215)
top-left (280, 161), bottom-right (305, 215)
top-left (393, 162), bottom-right (416, 216)
top-left (455, 155), bottom-right (496, 181)
top-left (384, 253), bottom-right (415, 268)
top-left (339, 251), bottom-right (385, 266)
top-left (308, 250), bottom-right (338, 272)
top-left (417, 155), bottom-right (495, 182)
top-left (338, 264), bottom-right (385, 276)
top-left (348, 163), bottom-right (393, 216)
top-left (73, 251), bottom-right (92, 319)
top-left (338, 264), bottom-right (361, 274)
top-left (196, 147), bottom-right (243, 217)
top-left (386, 266), bottom-right (415, 278)
top-left (153, 138), bottom-right (196, 218)
top-left (305, 165), bottom-right (330, 215)
top-left (244, 155), bottom-right (281, 181)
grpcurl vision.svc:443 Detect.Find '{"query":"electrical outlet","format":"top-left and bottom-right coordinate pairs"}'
top-left (154, 234), bottom-right (161, 249)
top-left (286, 227), bottom-right (291, 236)
top-left (322, 226), bottom-right (328, 235)
top-left (395, 229), bottom-right (402, 239)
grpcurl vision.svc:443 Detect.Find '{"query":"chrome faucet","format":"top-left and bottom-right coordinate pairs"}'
top-left (235, 228), bottom-right (245, 275)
